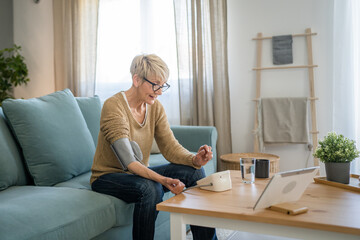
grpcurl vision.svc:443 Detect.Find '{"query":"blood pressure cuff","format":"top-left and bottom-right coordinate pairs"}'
top-left (110, 138), bottom-right (143, 171)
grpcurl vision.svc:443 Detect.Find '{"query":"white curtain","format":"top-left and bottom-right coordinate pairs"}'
top-left (173, 0), bottom-right (232, 170)
top-left (53, 0), bottom-right (99, 97)
top-left (95, 0), bottom-right (180, 124)
top-left (333, 0), bottom-right (360, 174)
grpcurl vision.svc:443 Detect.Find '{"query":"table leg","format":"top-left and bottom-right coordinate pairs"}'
top-left (170, 213), bottom-right (187, 240)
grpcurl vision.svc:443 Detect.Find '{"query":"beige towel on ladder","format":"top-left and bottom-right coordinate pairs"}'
top-left (261, 97), bottom-right (309, 144)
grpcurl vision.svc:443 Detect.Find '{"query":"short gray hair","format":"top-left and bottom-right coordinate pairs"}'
top-left (130, 54), bottom-right (169, 82)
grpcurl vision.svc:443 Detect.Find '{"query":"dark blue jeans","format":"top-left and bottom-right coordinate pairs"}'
top-left (91, 163), bottom-right (217, 240)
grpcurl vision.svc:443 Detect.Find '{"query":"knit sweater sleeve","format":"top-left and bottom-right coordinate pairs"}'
top-left (100, 96), bottom-right (129, 144)
top-left (153, 101), bottom-right (199, 169)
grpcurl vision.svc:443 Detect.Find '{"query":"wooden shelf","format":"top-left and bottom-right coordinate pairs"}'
top-left (252, 32), bottom-right (317, 40)
top-left (253, 65), bottom-right (318, 71)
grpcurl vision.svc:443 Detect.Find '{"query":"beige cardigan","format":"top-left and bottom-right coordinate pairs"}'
top-left (90, 92), bottom-right (197, 184)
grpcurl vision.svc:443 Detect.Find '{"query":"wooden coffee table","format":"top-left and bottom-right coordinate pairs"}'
top-left (157, 170), bottom-right (360, 240)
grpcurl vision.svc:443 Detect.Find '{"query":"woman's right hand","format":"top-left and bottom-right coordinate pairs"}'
top-left (163, 177), bottom-right (185, 195)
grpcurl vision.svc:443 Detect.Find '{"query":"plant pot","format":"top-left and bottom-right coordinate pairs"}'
top-left (325, 162), bottom-right (350, 184)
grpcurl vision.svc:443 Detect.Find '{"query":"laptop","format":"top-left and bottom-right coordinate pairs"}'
top-left (253, 166), bottom-right (319, 210)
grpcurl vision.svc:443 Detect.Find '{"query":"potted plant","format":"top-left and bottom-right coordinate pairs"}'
top-left (313, 132), bottom-right (360, 184)
top-left (0, 44), bottom-right (30, 106)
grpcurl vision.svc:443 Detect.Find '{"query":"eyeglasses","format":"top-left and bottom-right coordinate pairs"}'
top-left (143, 77), bottom-right (170, 92)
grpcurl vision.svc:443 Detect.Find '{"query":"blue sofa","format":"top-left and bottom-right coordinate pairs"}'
top-left (0, 89), bottom-right (217, 240)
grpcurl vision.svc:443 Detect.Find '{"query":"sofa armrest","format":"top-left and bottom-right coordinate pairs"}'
top-left (170, 125), bottom-right (217, 152)
top-left (170, 125), bottom-right (218, 172)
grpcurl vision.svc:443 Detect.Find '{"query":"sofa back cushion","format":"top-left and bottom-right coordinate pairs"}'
top-left (2, 89), bottom-right (96, 186)
top-left (0, 108), bottom-right (29, 191)
top-left (76, 96), bottom-right (101, 146)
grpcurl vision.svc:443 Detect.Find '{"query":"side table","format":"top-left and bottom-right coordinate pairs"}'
top-left (220, 153), bottom-right (280, 173)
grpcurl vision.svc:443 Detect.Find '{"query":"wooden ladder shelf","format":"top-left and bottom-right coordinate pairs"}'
top-left (252, 28), bottom-right (319, 166)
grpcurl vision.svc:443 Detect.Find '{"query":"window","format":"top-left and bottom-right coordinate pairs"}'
top-left (351, 0), bottom-right (360, 174)
top-left (95, 0), bottom-right (180, 124)
top-left (333, 0), bottom-right (360, 174)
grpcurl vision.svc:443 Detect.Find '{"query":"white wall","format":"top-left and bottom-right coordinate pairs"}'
top-left (227, 0), bottom-right (334, 173)
top-left (13, 0), bottom-right (55, 99)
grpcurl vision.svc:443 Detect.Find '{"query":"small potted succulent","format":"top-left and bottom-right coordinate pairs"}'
top-left (313, 132), bottom-right (359, 184)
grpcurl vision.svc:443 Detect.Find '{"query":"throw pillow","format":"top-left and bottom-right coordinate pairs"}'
top-left (0, 108), bottom-right (28, 190)
top-left (2, 89), bottom-right (95, 186)
top-left (76, 96), bottom-right (101, 146)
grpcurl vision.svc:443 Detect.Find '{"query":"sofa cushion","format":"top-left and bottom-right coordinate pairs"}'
top-left (54, 171), bottom-right (92, 189)
top-left (2, 89), bottom-right (95, 186)
top-left (149, 153), bottom-right (169, 167)
top-left (0, 186), bottom-right (116, 240)
top-left (54, 170), bottom-right (161, 228)
top-left (76, 96), bottom-right (101, 146)
top-left (54, 171), bottom-right (135, 227)
top-left (0, 108), bottom-right (28, 191)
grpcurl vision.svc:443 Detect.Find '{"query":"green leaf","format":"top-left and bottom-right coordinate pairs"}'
top-left (0, 44), bottom-right (30, 105)
top-left (313, 131), bottom-right (360, 163)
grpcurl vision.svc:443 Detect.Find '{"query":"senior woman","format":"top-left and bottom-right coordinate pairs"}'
top-left (90, 54), bottom-right (217, 240)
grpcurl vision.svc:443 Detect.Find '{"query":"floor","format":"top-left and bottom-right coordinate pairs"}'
top-left (186, 228), bottom-right (232, 240)
top-left (186, 228), bottom-right (297, 240)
